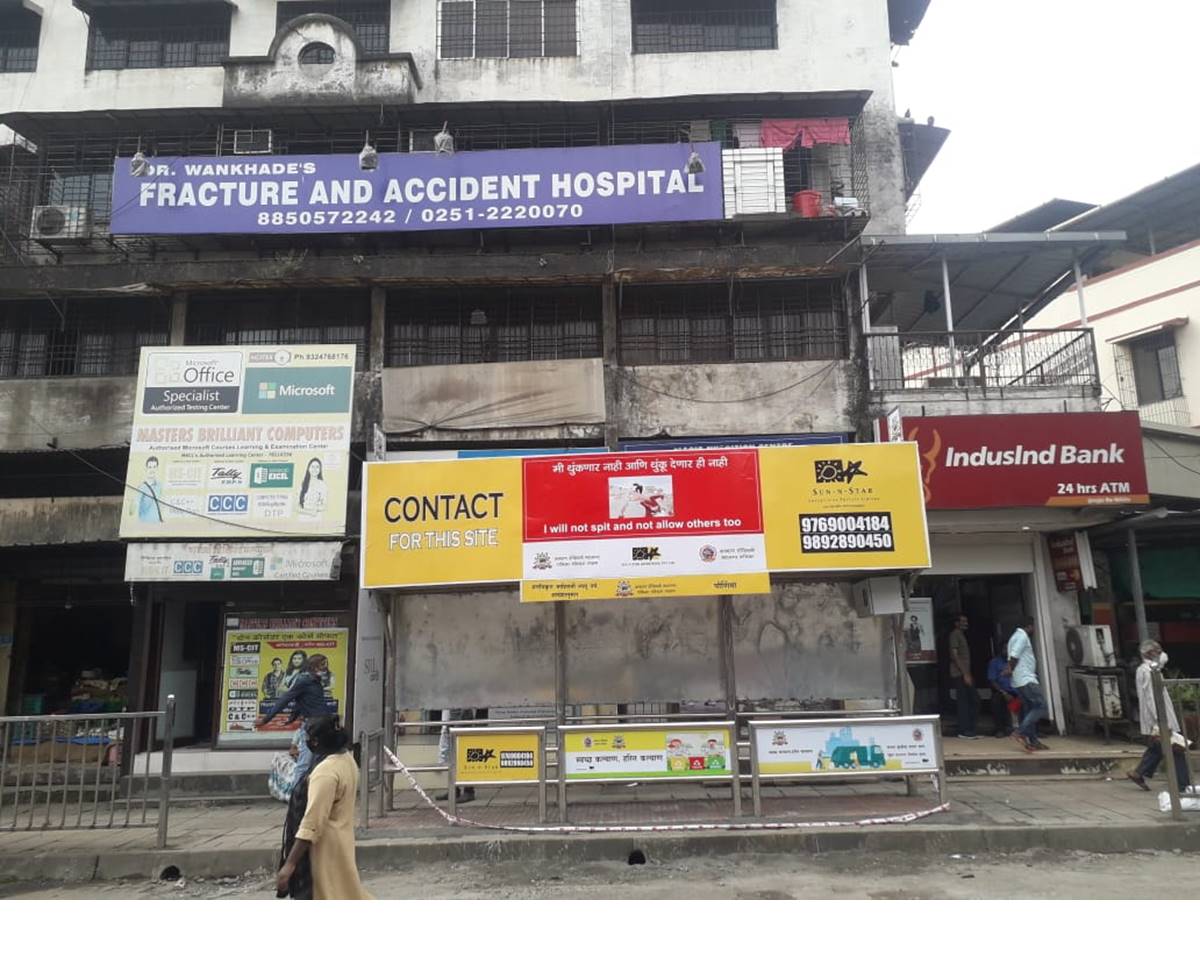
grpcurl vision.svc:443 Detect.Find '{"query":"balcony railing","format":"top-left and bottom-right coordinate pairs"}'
top-left (867, 328), bottom-right (1099, 392)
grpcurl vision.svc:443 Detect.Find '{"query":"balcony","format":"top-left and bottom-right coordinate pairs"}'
top-left (867, 328), bottom-right (1102, 416)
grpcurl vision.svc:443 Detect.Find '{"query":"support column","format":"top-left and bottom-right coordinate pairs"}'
top-left (168, 293), bottom-right (187, 346)
top-left (554, 600), bottom-right (568, 816)
top-left (601, 279), bottom-right (620, 451)
top-left (369, 286), bottom-right (386, 374)
top-left (717, 595), bottom-right (738, 722)
top-left (1072, 257), bottom-right (1090, 330)
top-left (941, 256), bottom-right (956, 382)
top-left (1127, 528), bottom-right (1149, 643)
top-left (858, 263), bottom-right (872, 333)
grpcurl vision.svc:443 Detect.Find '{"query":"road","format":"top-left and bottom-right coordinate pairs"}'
top-left (3, 849), bottom-right (1199, 899)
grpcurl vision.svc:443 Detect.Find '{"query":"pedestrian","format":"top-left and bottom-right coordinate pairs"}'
top-left (435, 708), bottom-right (475, 804)
top-left (275, 714), bottom-right (371, 900)
top-left (948, 613), bottom-right (979, 739)
top-left (1006, 616), bottom-right (1049, 752)
top-left (986, 645), bottom-right (1018, 737)
top-left (1127, 640), bottom-right (1193, 792)
top-left (257, 653), bottom-right (330, 783)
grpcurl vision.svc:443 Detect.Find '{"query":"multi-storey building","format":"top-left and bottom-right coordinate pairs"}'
top-left (0, 0), bottom-right (1144, 773)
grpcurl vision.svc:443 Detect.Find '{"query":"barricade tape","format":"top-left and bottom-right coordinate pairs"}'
top-left (381, 746), bottom-right (950, 834)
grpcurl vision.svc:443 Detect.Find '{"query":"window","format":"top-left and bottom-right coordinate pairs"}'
top-left (277, 1), bottom-right (390, 56)
top-left (86, 6), bottom-right (231, 70)
top-left (1129, 331), bottom-right (1183, 405)
top-left (619, 281), bottom-right (846, 366)
top-left (386, 287), bottom-right (600, 365)
top-left (631, 0), bottom-right (776, 54)
top-left (187, 291), bottom-right (370, 370)
top-left (0, 9), bottom-right (40, 73)
top-left (438, 0), bottom-right (578, 59)
top-left (0, 300), bottom-right (168, 378)
top-left (299, 42), bottom-right (337, 65)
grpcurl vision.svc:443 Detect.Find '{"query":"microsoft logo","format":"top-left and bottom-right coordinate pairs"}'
top-left (243, 366), bottom-right (352, 415)
top-left (259, 381), bottom-right (278, 400)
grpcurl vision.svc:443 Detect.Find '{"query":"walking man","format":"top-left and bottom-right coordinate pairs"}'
top-left (948, 614), bottom-right (979, 739)
top-left (257, 653), bottom-right (331, 784)
top-left (1007, 616), bottom-right (1049, 752)
top-left (1128, 640), bottom-right (1193, 791)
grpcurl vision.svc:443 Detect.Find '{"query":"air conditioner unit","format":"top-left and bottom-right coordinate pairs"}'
top-left (1072, 673), bottom-right (1124, 720)
top-left (1066, 625), bottom-right (1115, 668)
top-left (233, 129), bottom-right (273, 155)
top-left (29, 206), bottom-right (91, 241)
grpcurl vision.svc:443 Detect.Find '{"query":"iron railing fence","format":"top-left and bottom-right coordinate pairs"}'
top-left (631, 0), bottom-right (777, 54)
top-left (0, 698), bottom-right (175, 847)
top-left (866, 328), bottom-right (1100, 391)
top-left (619, 279), bottom-right (848, 366)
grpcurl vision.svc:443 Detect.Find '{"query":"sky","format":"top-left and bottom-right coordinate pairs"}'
top-left (893, 0), bottom-right (1200, 233)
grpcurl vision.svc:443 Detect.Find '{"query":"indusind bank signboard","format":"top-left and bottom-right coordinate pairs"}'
top-left (891, 411), bottom-right (1149, 509)
top-left (109, 143), bottom-right (724, 236)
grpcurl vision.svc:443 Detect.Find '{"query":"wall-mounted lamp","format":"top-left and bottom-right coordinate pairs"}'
top-left (130, 149), bottom-right (149, 177)
top-left (359, 132), bottom-right (379, 171)
top-left (434, 121), bottom-right (455, 156)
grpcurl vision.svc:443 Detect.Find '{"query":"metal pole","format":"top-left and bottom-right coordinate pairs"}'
top-left (941, 256), bottom-right (957, 382)
top-left (554, 600), bottom-right (568, 819)
top-left (858, 262), bottom-right (872, 333)
top-left (447, 730), bottom-right (458, 819)
top-left (1151, 666), bottom-right (1183, 821)
top-left (1127, 529), bottom-right (1149, 643)
top-left (729, 721), bottom-right (741, 819)
top-left (1018, 309), bottom-right (1028, 382)
top-left (357, 729), bottom-right (369, 831)
top-left (934, 723), bottom-right (949, 807)
top-left (156, 696), bottom-right (175, 849)
top-left (537, 727), bottom-right (547, 824)
top-left (749, 723), bottom-right (762, 818)
top-left (376, 732), bottom-right (385, 819)
top-left (718, 596), bottom-right (737, 724)
top-left (1072, 256), bottom-right (1089, 329)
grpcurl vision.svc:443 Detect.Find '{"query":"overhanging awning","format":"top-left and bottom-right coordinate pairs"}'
top-left (73, 0), bottom-right (234, 10)
top-left (857, 232), bottom-right (1128, 336)
top-left (1108, 317), bottom-right (1188, 345)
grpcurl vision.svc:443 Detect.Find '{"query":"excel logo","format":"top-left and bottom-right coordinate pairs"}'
top-left (465, 748), bottom-right (495, 763)
top-left (815, 459), bottom-right (868, 484)
top-left (250, 463), bottom-right (294, 488)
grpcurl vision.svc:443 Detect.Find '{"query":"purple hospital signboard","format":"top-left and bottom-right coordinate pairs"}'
top-left (110, 142), bottom-right (725, 236)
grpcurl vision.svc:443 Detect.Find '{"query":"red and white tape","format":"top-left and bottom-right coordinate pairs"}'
top-left (382, 746), bottom-right (949, 834)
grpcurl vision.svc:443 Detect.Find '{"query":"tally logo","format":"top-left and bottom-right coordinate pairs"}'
top-left (465, 748), bottom-right (495, 764)
top-left (815, 459), bottom-right (868, 484)
top-left (632, 546), bottom-right (662, 561)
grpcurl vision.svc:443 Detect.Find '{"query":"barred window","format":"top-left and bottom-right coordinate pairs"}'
top-left (0, 9), bottom-right (40, 73)
top-left (187, 291), bottom-right (370, 370)
top-left (386, 287), bottom-right (600, 366)
top-left (277, 1), bottom-right (390, 56)
top-left (0, 300), bottom-right (168, 378)
top-left (86, 6), bottom-right (231, 71)
top-left (438, 0), bottom-right (578, 59)
top-left (619, 281), bottom-right (846, 366)
top-left (631, 0), bottom-right (777, 54)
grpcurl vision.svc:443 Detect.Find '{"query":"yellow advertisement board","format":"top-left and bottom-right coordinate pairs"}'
top-left (361, 457), bottom-right (524, 589)
top-left (562, 727), bottom-right (734, 780)
top-left (217, 615), bottom-right (349, 747)
top-left (759, 444), bottom-right (930, 572)
top-left (454, 730), bottom-right (541, 783)
top-left (120, 345), bottom-right (356, 540)
top-left (521, 573), bottom-right (771, 603)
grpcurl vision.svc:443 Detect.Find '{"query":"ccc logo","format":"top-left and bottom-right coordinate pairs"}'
top-left (207, 494), bottom-right (249, 514)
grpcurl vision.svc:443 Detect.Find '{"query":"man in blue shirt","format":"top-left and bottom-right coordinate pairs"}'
top-left (987, 647), bottom-right (1018, 737)
top-left (1007, 617), bottom-right (1049, 751)
top-left (257, 653), bottom-right (330, 782)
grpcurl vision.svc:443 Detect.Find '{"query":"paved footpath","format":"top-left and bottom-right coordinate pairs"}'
top-left (2, 773), bottom-right (1198, 883)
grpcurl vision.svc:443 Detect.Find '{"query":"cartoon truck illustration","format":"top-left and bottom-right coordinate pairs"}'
top-left (830, 743), bottom-right (886, 769)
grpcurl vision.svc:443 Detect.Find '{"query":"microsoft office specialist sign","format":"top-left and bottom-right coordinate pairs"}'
top-left (898, 411), bottom-right (1150, 509)
top-left (143, 350), bottom-right (242, 414)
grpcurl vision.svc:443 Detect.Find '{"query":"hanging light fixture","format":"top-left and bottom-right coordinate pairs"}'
top-left (130, 142), bottom-right (149, 177)
top-left (359, 131), bottom-right (379, 171)
top-left (686, 149), bottom-right (705, 175)
top-left (433, 121), bottom-right (455, 156)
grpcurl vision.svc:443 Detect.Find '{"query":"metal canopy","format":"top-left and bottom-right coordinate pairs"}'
top-left (898, 117), bottom-right (950, 201)
top-left (888, 0), bottom-right (931, 45)
top-left (1053, 162), bottom-right (1200, 256)
top-left (988, 199), bottom-right (1095, 233)
top-left (857, 233), bottom-right (1127, 336)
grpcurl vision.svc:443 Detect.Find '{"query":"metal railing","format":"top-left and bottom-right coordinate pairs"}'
top-left (631, 4), bottom-right (777, 54)
top-left (0, 696), bottom-right (175, 848)
top-left (867, 328), bottom-right (1099, 391)
top-left (356, 728), bottom-right (387, 831)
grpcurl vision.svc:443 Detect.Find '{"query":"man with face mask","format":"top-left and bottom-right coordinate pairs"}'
top-left (1128, 640), bottom-right (1193, 791)
top-left (258, 654), bottom-right (331, 783)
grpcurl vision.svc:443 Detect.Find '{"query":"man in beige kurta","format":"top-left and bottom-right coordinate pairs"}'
top-left (293, 752), bottom-right (372, 900)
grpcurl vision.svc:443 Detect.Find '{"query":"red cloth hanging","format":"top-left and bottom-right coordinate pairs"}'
top-left (762, 117), bottom-right (852, 150)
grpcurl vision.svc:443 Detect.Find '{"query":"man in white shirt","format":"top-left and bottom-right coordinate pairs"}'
top-left (1006, 616), bottom-right (1049, 752)
top-left (1128, 640), bottom-right (1192, 791)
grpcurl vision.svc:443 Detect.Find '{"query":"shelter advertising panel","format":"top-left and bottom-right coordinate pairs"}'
top-left (119, 345), bottom-right (355, 539)
top-left (562, 727), bottom-right (733, 780)
top-left (217, 614), bottom-right (349, 747)
top-left (753, 718), bottom-right (940, 776)
top-left (110, 143), bottom-right (724, 236)
top-left (453, 730), bottom-right (541, 784)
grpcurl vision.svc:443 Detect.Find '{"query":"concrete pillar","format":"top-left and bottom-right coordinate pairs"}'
top-left (369, 285), bottom-right (386, 374)
top-left (601, 279), bottom-right (619, 451)
top-left (168, 293), bottom-right (187, 346)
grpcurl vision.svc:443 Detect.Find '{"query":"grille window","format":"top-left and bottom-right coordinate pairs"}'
top-left (0, 300), bottom-right (168, 378)
top-left (1128, 331), bottom-right (1183, 406)
top-left (619, 281), bottom-right (846, 366)
top-left (386, 287), bottom-right (600, 366)
top-left (438, 0), bottom-right (578, 59)
top-left (187, 291), bottom-right (370, 370)
top-left (631, 0), bottom-right (777, 54)
top-left (277, 1), bottom-right (390, 55)
top-left (86, 6), bottom-right (231, 71)
top-left (0, 10), bottom-right (40, 73)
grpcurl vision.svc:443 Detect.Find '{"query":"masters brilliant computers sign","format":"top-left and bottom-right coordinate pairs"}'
top-left (120, 345), bottom-right (355, 539)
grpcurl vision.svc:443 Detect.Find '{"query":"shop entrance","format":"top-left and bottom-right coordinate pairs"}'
top-left (910, 574), bottom-right (1031, 734)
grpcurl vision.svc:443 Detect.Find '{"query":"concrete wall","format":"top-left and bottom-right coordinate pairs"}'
top-left (1026, 241), bottom-right (1200, 427)
top-left (0, 496), bottom-right (120, 547)
top-left (872, 385), bottom-right (1102, 421)
top-left (617, 360), bottom-right (857, 439)
top-left (0, 376), bottom-right (135, 452)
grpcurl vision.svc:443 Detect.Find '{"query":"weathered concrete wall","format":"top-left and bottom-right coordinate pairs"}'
top-left (0, 376), bottom-right (134, 452)
top-left (872, 385), bottom-right (1102, 421)
top-left (0, 496), bottom-right (121, 547)
top-left (731, 581), bottom-right (894, 702)
top-left (616, 360), bottom-right (856, 439)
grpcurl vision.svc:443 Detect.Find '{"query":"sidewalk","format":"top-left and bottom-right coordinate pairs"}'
top-left (2, 773), bottom-right (1198, 883)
